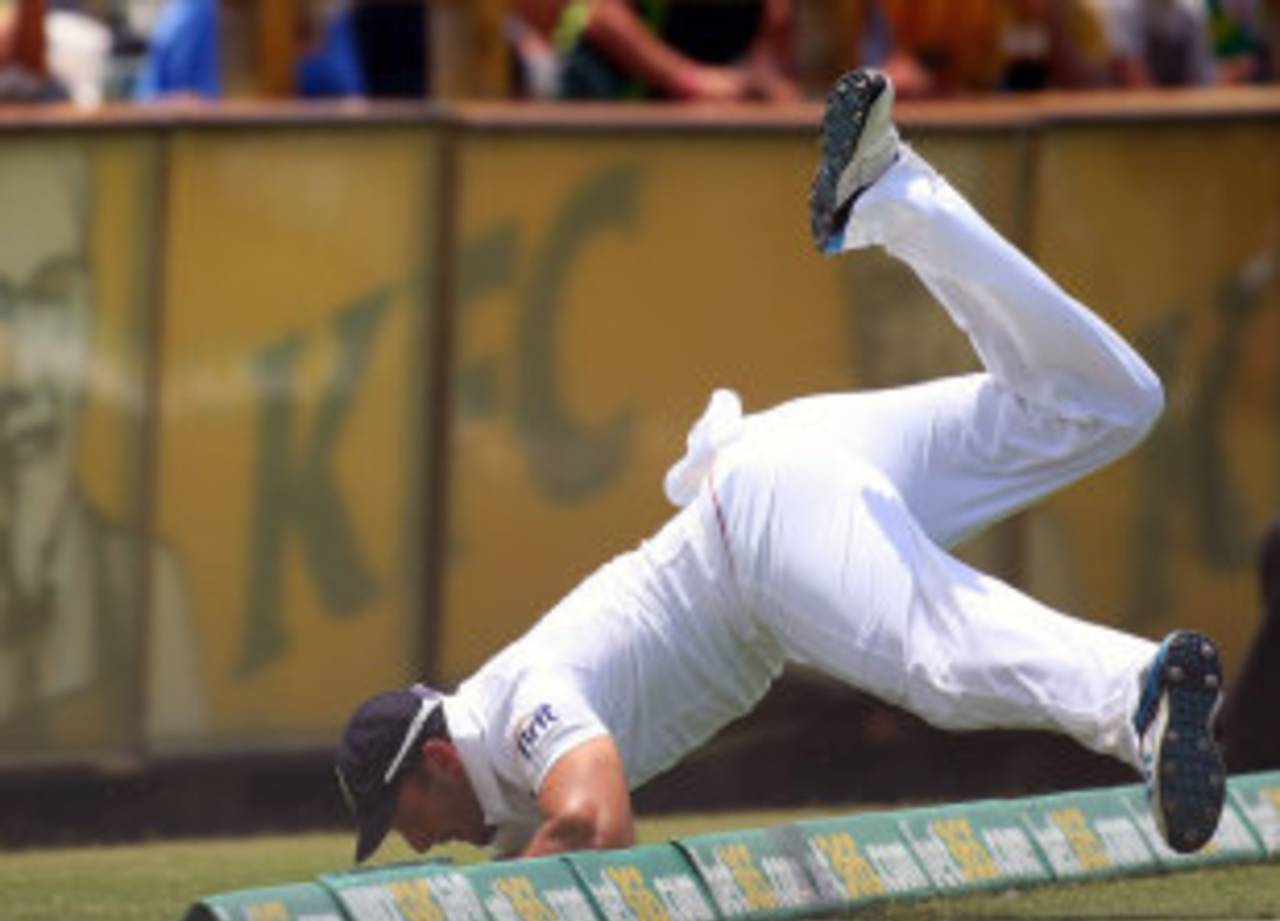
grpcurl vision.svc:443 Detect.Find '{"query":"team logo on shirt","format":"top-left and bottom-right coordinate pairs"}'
top-left (515, 703), bottom-right (559, 760)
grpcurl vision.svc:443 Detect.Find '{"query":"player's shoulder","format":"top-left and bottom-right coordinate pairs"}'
top-left (461, 662), bottom-right (610, 786)
top-left (462, 654), bottom-right (599, 725)
top-left (506, 673), bottom-right (611, 791)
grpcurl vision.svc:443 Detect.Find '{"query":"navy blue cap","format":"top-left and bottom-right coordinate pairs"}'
top-left (335, 683), bottom-right (443, 863)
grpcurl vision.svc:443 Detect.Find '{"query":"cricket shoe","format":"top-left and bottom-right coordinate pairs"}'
top-left (1132, 630), bottom-right (1226, 853)
top-left (809, 68), bottom-right (900, 253)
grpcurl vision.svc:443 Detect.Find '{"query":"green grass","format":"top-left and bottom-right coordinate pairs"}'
top-left (1, 808), bottom-right (1278, 921)
top-left (866, 863), bottom-right (1280, 918)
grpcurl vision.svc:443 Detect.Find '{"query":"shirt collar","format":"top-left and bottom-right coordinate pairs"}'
top-left (440, 692), bottom-right (512, 829)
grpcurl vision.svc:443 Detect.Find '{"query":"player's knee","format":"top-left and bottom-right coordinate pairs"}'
top-left (1114, 367), bottom-right (1165, 445)
top-left (1041, 367), bottom-right (1164, 470)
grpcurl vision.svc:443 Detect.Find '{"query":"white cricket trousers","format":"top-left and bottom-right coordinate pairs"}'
top-left (668, 148), bottom-right (1163, 769)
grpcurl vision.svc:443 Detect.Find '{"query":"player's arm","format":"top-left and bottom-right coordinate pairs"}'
top-left (521, 736), bottom-right (635, 857)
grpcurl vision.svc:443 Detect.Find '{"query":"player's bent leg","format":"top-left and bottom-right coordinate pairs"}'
top-left (840, 148), bottom-right (1164, 439)
top-left (803, 69), bottom-right (1163, 540)
top-left (714, 436), bottom-right (1156, 767)
top-left (751, 370), bottom-right (1150, 550)
top-left (718, 437), bottom-right (1226, 853)
top-left (814, 75), bottom-right (1162, 434)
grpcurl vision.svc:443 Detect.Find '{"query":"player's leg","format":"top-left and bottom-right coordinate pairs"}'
top-left (714, 436), bottom-right (1224, 852)
top-left (842, 144), bottom-right (1164, 432)
top-left (764, 70), bottom-right (1164, 547)
top-left (719, 438), bottom-right (1152, 764)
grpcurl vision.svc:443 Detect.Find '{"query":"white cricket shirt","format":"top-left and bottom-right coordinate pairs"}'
top-left (441, 420), bottom-right (783, 854)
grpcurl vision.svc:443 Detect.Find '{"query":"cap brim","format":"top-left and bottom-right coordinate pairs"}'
top-left (354, 786), bottom-right (399, 863)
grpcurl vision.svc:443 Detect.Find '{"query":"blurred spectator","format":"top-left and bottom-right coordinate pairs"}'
top-left (510, 0), bottom-right (800, 101)
top-left (505, 4), bottom-right (558, 97)
top-left (502, 0), bottom-right (1280, 102)
top-left (876, 0), bottom-right (1001, 95)
top-left (786, 0), bottom-right (938, 98)
top-left (45, 6), bottom-right (113, 105)
top-left (1205, 0), bottom-right (1273, 82)
top-left (998, 0), bottom-right (1112, 91)
top-left (1269, 0), bottom-right (1280, 78)
top-left (130, 0), bottom-right (218, 98)
top-left (133, 0), bottom-right (366, 101)
top-left (1092, 0), bottom-right (1217, 86)
top-left (876, 0), bottom-right (1111, 97)
top-left (0, 0), bottom-right (69, 101)
top-left (787, 0), bottom-right (881, 97)
top-left (296, 0), bottom-right (364, 97)
top-left (351, 0), bottom-right (427, 97)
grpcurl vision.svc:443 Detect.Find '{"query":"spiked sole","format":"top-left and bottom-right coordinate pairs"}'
top-left (809, 70), bottom-right (889, 252)
top-left (1147, 632), bottom-right (1225, 853)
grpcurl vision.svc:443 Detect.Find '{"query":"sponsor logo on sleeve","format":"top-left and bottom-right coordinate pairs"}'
top-left (515, 704), bottom-right (559, 761)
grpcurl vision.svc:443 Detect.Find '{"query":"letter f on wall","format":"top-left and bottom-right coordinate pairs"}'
top-left (237, 290), bottom-right (391, 675)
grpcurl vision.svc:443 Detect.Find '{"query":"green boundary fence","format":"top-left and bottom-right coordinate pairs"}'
top-left (183, 770), bottom-right (1280, 920)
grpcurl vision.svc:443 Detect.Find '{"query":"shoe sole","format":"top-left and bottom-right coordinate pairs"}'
top-left (809, 70), bottom-right (889, 252)
top-left (1148, 631), bottom-right (1225, 853)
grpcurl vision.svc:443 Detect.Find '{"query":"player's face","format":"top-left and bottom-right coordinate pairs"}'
top-left (0, 152), bottom-right (92, 473)
top-left (391, 742), bottom-right (492, 852)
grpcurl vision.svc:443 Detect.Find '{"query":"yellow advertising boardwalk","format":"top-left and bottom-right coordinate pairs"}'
top-left (184, 770), bottom-right (1280, 921)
